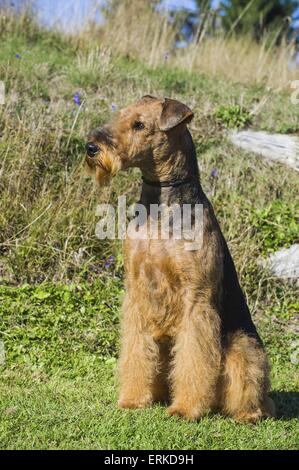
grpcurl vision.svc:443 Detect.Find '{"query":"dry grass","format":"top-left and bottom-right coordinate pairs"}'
top-left (2, 0), bottom-right (297, 89)
top-left (79, 0), bottom-right (299, 90)
top-left (83, 0), bottom-right (175, 68)
top-left (174, 36), bottom-right (297, 90)
top-left (0, 6), bottom-right (298, 284)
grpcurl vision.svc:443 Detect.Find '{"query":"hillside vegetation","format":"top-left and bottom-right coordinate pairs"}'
top-left (0, 9), bottom-right (298, 450)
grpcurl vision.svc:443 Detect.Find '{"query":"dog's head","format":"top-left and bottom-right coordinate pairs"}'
top-left (85, 96), bottom-right (194, 185)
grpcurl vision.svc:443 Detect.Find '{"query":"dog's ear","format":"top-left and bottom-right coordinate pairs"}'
top-left (159, 98), bottom-right (194, 131)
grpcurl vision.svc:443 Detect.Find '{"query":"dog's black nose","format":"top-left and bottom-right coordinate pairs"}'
top-left (86, 142), bottom-right (99, 157)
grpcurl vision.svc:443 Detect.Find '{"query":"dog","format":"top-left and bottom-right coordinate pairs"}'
top-left (85, 95), bottom-right (275, 422)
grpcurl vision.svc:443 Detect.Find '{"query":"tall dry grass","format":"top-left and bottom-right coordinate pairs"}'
top-left (83, 0), bottom-right (176, 68)
top-left (174, 36), bottom-right (297, 90)
top-left (2, 0), bottom-right (297, 88)
top-left (0, 5), bottom-right (298, 284)
top-left (83, 0), bottom-right (298, 89)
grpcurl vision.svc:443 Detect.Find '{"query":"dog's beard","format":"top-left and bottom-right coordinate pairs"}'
top-left (86, 149), bottom-right (120, 185)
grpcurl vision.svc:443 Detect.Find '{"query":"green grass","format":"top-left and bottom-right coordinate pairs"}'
top-left (0, 364), bottom-right (298, 450)
top-left (0, 280), bottom-right (298, 450)
top-left (0, 14), bottom-right (298, 450)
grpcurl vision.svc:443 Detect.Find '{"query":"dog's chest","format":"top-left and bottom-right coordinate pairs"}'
top-left (124, 236), bottom-right (189, 335)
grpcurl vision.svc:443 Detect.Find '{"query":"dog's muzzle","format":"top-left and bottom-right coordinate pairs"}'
top-left (86, 142), bottom-right (99, 158)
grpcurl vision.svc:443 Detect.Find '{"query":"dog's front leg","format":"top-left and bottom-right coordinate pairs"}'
top-left (168, 303), bottom-right (221, 420)
top-left (118, 295), bottom-right (159, 409)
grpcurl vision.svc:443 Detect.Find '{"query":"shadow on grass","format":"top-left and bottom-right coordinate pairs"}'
top-left (271, 391), bottom-right (299, 419)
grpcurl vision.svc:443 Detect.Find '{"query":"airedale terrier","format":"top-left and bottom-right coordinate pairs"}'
top-left (85, 96), bottom-right (275, 422)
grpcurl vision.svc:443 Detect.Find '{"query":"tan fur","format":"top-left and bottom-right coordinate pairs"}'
top-left (85, 96), bottom-right (275, 422)
top-left (220, 332), bottom-right (275, 422)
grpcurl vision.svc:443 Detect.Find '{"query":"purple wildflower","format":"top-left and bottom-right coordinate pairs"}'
top-left (104, 255), bottom-right (115, 269)
top-left (73, 92), bottom-right (81, 106)
top-left (15, 53), bottom-right (21, 59)
top-left (164, 51), bottom-right (170, 61)
top-left (111, 103), bottom-right (118, 112)
top-left (210, 168), bottom-right (218, 178)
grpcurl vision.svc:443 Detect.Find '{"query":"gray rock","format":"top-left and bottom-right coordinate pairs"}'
top-left (266, 244), bottom-right (299, 279)
top-left (229, 130), bottom-right (299, 171)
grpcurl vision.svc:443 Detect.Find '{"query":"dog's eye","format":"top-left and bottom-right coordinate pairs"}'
top-left (133, 121), bottom-right (145, 130)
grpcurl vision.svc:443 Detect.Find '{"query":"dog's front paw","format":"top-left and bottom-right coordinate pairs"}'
top-left (167, 403), bottom-right (204, 421)
top-left (118, 394), bottom-right (152, 409)
top-left (234, 410), bottom-right (263, 423)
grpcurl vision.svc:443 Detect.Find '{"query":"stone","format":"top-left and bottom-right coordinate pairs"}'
top-left (229, 130), bottom-right (299, 171)
top-left (265, 244), bottom-right (299, 279)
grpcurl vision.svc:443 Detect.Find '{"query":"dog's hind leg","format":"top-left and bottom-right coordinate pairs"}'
top-left (220, 331), bottom-right (275, 423)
